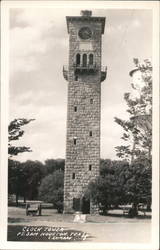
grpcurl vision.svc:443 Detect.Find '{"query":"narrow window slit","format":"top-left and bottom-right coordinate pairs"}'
top-left (72, 173), bottom-right (75, 179)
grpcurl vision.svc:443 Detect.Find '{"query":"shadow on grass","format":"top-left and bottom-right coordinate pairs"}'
top-left (8, 217), bottom-right (29, 223)
top-left (106, 213), bottom-right (151, 219)
top-left (8, 215), bottom-right (52, 224)
top-left (106, 213), bottom-right (124, 218)
top-left (137, 215), bottom-right (151, 219)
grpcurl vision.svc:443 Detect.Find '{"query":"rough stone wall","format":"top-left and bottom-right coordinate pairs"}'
top-left (64, 17), bottom-right (103, 213)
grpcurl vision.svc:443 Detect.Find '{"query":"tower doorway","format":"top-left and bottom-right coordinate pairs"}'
top-left (73, 198), bottom-right (81, 211)
top-left (82, 197), bottom-right (90, 214)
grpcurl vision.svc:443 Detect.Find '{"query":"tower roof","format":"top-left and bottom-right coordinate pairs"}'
top-left (66, 10), bottom-right (106, 34)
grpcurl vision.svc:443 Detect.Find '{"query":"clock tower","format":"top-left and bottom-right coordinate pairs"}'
top-left (63, 10), bottom-right (106, 214)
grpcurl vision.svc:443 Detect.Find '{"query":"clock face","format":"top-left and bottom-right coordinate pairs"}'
top-left (78, 27), bottom-right (92, 40)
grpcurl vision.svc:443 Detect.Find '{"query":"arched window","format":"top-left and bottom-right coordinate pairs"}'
top-left (89, 54), bottom-right (93, 65)
top-left (82, 54), bottom-right (87, 67)
top-left (76, 53), bottom-right (80, 65)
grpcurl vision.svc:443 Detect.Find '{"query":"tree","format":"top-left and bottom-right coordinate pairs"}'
top-left (114, 59), bottom-right (152, 162)
top-left (100, 159), bottom-right (114, 176)
top-left (38, 170), bottom-right (64, 213)
top-left (21, 160), bottom-right (46, 201)
top-left (86, 160), bottom-right (130, 214)
top-left (45, 159), bottom-right (65, 174)
top-left (86, 158), bottom-right (151, 217)
top-left (123, 157), bottom-right (152, 216)
top-left (8, 159), bottom-right (46, 205)
top-left (8, 159), bottom-right (27, 205)
top-left (8, 118), bottom-right (35, 157)
top-left (8, 118), bottom-right (35, 205)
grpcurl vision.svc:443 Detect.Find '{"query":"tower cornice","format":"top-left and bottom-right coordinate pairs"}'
top-left (66, 16), bottom-right (106, 34)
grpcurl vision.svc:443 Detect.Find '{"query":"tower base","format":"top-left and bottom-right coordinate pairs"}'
top-left (63, 197), bottom-right (99, 215)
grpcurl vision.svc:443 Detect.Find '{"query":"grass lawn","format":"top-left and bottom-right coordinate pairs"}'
top-left (8, 206), bottom-right (151, 243)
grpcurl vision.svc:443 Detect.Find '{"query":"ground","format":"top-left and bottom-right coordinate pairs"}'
top-left (8, 206), bottom-right (151, 243)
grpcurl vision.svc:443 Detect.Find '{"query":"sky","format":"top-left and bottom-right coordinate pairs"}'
top-left (9, 8), bottom-right (152, 163)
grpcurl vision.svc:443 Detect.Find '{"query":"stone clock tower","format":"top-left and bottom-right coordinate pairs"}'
top-left (63, 10), bottom-right (106, 214)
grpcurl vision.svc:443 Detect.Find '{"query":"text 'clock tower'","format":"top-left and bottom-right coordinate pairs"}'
top-left (63, 10), bottom-right (106, 214)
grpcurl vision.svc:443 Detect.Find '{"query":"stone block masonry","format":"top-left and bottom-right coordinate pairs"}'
top-left (63, 10), bottom-right (106, 213)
